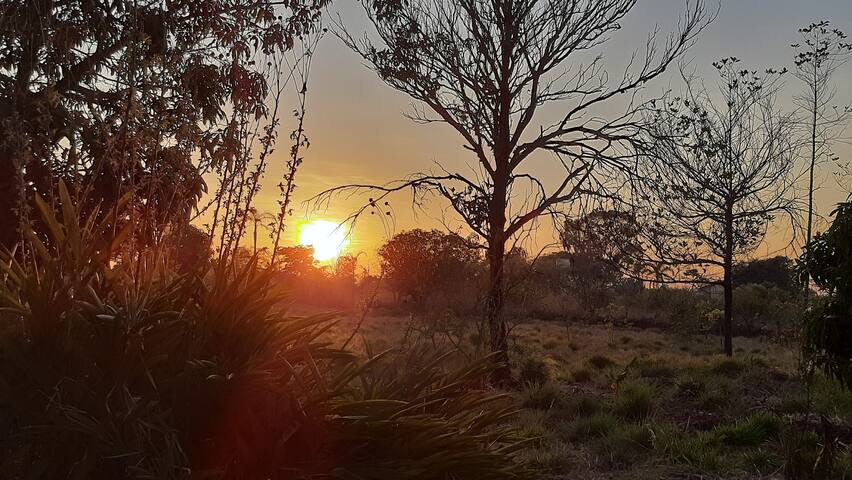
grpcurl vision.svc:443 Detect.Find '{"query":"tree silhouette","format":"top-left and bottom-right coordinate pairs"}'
top-left (559, 210), bottom-right (642, 310)
top-left (791, 21), bottom-right (852, 295)
top-left (0, 0), bottom-right (327, 252)
top-left (313, 0), bottom-right (710, 382)
top-left (378, 229), bottom-right (479, 305)
top-left (799, 202), bottom-right (852, 387)
top-left (637, 59), bottom-right (800, 356)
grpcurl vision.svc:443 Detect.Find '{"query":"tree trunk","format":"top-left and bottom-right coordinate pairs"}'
top-left (805, 99), bottom-right (817, 300)
top-left (486, 235), bottom-right (510, 384)
top-left (722, 204), bottom-right (734, 356)
top-left (485, 160), bottom-right (511, 385)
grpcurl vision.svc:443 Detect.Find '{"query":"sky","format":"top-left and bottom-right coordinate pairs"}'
top-left (251, 0), bottom-right (852, 268)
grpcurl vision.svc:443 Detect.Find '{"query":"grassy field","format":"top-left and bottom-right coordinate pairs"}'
top-left (316, 308), bottom-right (852, 479)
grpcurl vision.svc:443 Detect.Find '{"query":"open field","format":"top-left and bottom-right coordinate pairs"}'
top-left (317, 309), bottom-right (852, 479)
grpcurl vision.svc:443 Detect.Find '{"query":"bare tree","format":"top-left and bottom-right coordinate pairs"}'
top-left (637, 59), bottom-right (800, 356)
top-left (792, 21), bottom-right (852, 294)
top-left (312, 0), bottom-right (710, 382)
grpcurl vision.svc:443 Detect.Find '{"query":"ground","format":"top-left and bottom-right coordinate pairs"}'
top-left (300, 305), bottom-right (852, 479)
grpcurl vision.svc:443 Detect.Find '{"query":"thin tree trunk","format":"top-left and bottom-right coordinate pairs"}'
top-left (805, 96), bottom-right (817, 300)
top-left (723, 204), bottom-right (734, 357)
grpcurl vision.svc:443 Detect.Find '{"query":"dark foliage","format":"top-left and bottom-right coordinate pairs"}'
top-left (733, 256), bottom-right (799, 292)
top-left (0, 0), bottom-right (327, 248)
top-left (800, 202), bottom-right (852, 387)
top-left (378, 229), bottom-right (480, 305)
top-left (0, 186), bottom-right (528, 479)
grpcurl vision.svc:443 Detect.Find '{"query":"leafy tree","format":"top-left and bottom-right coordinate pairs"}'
top-left (378, 229), bottom-right (479, 305)
top-left (638, 59), bottom-right (800, 356)
top-left (559, 210), bottom-right (642, 309)
top-left (0, 0), bottom-right (326, 249)
top-left (275, 245), bottom-right (319, 278)
top-left (315, 0), bottom-right (710, 382)
top-left (800, 202), bottom-right (852, 387)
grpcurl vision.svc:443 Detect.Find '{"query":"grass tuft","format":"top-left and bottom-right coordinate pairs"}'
top-left (567, 412), bottom-right (619, 441)
top-left (519, 381), bottom-right (564, 410)
top-left (518, 356), bottom-right (550, 385)
top-left (613, 382), bottom-right (656, 422)
top-left (713, 412), bottom-right (782, 447)
top-left (711, 357), bottom-right (747, 377)
top-left (588, 354), bottom-right (616, 370)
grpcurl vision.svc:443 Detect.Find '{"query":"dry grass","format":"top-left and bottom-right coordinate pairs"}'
top-left (314, 309), bottom-right (852, 479)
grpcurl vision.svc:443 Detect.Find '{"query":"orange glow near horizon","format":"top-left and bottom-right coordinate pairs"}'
top-left (298, 220), bottom-right (350, 262)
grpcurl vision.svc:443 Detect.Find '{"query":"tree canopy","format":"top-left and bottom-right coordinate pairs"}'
top-left (0, 0), bottom-right (326, 248)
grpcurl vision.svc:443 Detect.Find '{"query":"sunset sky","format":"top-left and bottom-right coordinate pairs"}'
top-left (253, 0), bottom-right (852, 267)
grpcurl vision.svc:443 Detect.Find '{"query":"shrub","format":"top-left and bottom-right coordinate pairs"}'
top-left (613, 382), bottom-right (656, 421)
top-left (0, 190), bottom-right (529, 480)
top-left (714, 413), bottom-right (782, 447)
top-left (799, 202), bottom-right (852, 388)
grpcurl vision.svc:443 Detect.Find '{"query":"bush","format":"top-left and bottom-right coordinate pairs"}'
top-left (613, 382), bottom-right (656, 421)
top-left (799, 202), bottom-right (852, 388)
top-left (0, 190), bottom-right (528, 480)
top-left (733, 283), bottom-right (802, 336)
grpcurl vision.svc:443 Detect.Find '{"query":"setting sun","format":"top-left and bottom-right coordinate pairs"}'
top-left (298, 220), bottom-right (349, 262)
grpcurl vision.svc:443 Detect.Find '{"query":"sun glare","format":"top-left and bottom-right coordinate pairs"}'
top-left (298, 220), bottom-right (349, 262)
